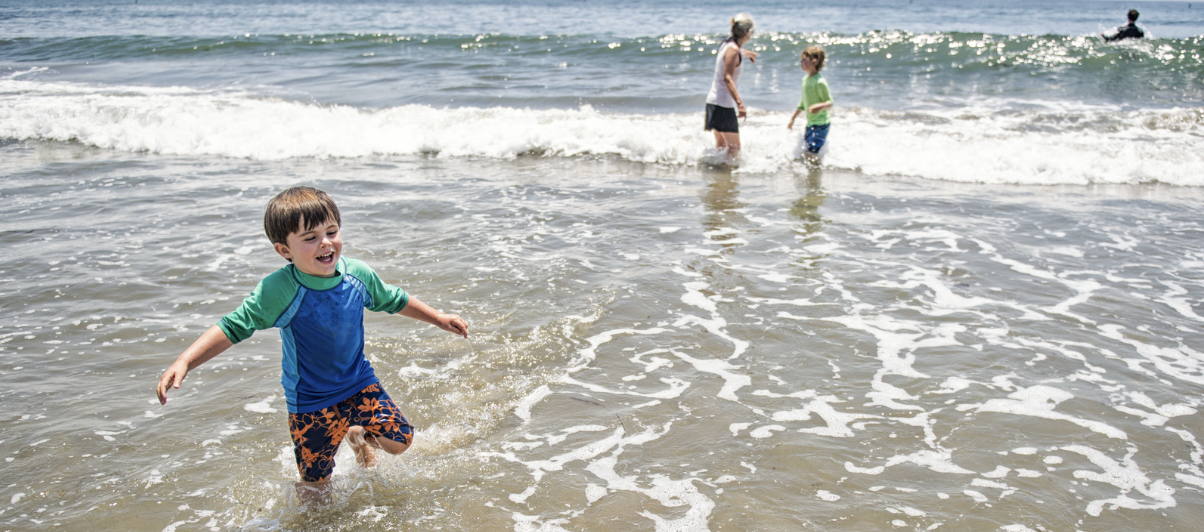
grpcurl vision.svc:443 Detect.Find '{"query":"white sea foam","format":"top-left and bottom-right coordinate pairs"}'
top-left (1112, 391), bottom-right (1197, 427)
top-left (571, 327), bottom-right (669, 372)
top-left (728, 422), bottom-right (751, 436)
top-left (970, 477), bottom-right (1016, 499)
top-left (489, 422), bottom-right (715, 529)
top-left (963, 490), bottom-right (989, 503)
top-left (758, 390), bottom-right (878, 438)
top-left (823, 313), bottom-right (966, 411)
top-left (816, 490), bottom-right (840, 501)
top-left (846, 449), bottom-right (974, 476)
top-left (397, 362), bottom-right (438, 377)
top-left (670, 349), bottom-right (749, 402)
top-left (749, 425), bottom-right (786, 438)
top-left (1061, 444), bottom-right (1176, 516)
top-left (3, 78), bottom-right (1202, 186)
top-left (243, 395), bottom-right (277, 413)
top-left (512, 512), bottom-right (571, 532)
top-left (982, 466), bottom-right (1010, 478)
top-left (515, 385), bottom-right (553, 424)
top-left (561, 375), bottom-right (689, 400)
top-left (965, 384), bottom-right (1128, 439)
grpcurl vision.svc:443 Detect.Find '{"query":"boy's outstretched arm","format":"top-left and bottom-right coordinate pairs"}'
top-left (399, 297), bottom-right (469, 338)
top-left (156, 325), bottom-right (234, 405)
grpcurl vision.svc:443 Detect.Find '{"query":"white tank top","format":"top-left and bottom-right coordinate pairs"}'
top-left (705, 39), bottom-right (742, 109)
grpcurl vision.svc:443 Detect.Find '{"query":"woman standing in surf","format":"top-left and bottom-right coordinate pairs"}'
top-left (705, 13), bottom-right (757, 159)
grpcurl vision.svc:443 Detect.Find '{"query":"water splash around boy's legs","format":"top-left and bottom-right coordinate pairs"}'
top-left (294, 479), bottom-right (333, 507)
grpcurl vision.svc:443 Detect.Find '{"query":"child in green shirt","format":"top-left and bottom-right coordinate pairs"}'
top-left (786, 45), bottom-right (833, 157)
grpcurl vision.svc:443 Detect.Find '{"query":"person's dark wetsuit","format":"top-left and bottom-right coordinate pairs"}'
top-left (1103, 22), bottom-right (1144, 41)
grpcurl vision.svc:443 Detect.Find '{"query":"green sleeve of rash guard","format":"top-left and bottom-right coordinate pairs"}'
top-left (342, 257), bottom-right (410, 314)
top-left (217, 268), bottom-right (299, 344)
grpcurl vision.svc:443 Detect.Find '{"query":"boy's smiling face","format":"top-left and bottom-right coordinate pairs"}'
top-left (273, 216), bottom-right (342, 278)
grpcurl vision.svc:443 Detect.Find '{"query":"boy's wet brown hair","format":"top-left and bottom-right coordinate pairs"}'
top-left (263, 186), bottom-right (342, 247)
top-left (802, 45), bottom-right (826, 72)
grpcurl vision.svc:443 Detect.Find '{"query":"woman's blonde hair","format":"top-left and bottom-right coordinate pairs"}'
top-left (730, 13), bottom-right (755, 40)
top-left (802, 45), bottom-right (826, 72)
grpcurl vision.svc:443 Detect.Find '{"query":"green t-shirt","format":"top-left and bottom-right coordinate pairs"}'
top-left (797, 73), bottom-right (832, 126)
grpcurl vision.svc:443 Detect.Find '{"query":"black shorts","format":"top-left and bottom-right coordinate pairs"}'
top-left (705, 104), bottom-right (739, 133)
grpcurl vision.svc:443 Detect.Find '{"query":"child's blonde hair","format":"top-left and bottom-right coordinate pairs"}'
top-left (802, 45), bottom-right (826, 72)
top-left (264, 186), bottom-right (342, 247)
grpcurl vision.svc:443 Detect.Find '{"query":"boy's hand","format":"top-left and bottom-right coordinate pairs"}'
top-left (154, 325), bottom-right (233, 405)
top-left (156, 361), bottom-right (191, 405)
top-left (399, 298), bottom-right (468, 337)
top-left (436, 313), bottom-right (469, 338)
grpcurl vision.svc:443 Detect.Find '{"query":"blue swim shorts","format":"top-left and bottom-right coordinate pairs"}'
top-left (804, 124), bottom-right (830, 154)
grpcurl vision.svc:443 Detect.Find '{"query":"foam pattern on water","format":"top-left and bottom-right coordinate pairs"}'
top-left (1, 151), bottom-right (1203, 530)
top-left (3, 76), bottom-right (1203, 186)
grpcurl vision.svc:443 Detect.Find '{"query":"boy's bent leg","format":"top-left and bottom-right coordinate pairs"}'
top-left (367, 432), bottom-right (411, 455)
top-left (351, 383), bottom-right (414, 457)
top-left (345, 425), bottom-right (378, 467)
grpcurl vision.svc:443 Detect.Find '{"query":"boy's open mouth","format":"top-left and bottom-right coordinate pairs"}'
top-left (317, 252), bottom-right (335, 264)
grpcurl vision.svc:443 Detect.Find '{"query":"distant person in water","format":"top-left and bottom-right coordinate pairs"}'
top-left (704, 13), bottom-right (757, 159)
top-left (1102, 9), bottom-right (1145, 41)
top-left (786, 46), bottom-right (833, 161)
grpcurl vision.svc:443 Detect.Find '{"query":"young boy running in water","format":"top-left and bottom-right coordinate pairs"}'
top-left (155, 186), bottom-right (468, 504)
top-left (786, 45), bottom-right (834, 160)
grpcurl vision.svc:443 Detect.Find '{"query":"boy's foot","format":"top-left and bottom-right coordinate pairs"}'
top-left (294, 480), bottom-right (333, 507)
top-left (345, 426), bottom-right (378, 468)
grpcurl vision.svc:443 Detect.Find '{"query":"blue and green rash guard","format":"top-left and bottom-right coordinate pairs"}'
top-left (217, 257), bottom-right (409, 414)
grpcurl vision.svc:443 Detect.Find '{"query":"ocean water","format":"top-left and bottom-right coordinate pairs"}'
top-left (2, 1), bottom-right (1203, 531)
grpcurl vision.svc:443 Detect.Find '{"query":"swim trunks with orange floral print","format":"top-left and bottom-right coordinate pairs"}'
top-left (287, 383), bottom-right (413, 482)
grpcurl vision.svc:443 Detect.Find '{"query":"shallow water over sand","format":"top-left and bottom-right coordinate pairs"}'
top-left (2, 142), bottom-right (1203, 530)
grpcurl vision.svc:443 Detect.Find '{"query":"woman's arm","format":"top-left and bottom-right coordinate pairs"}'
top-left (722, 45), bottom-right (746, 119)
